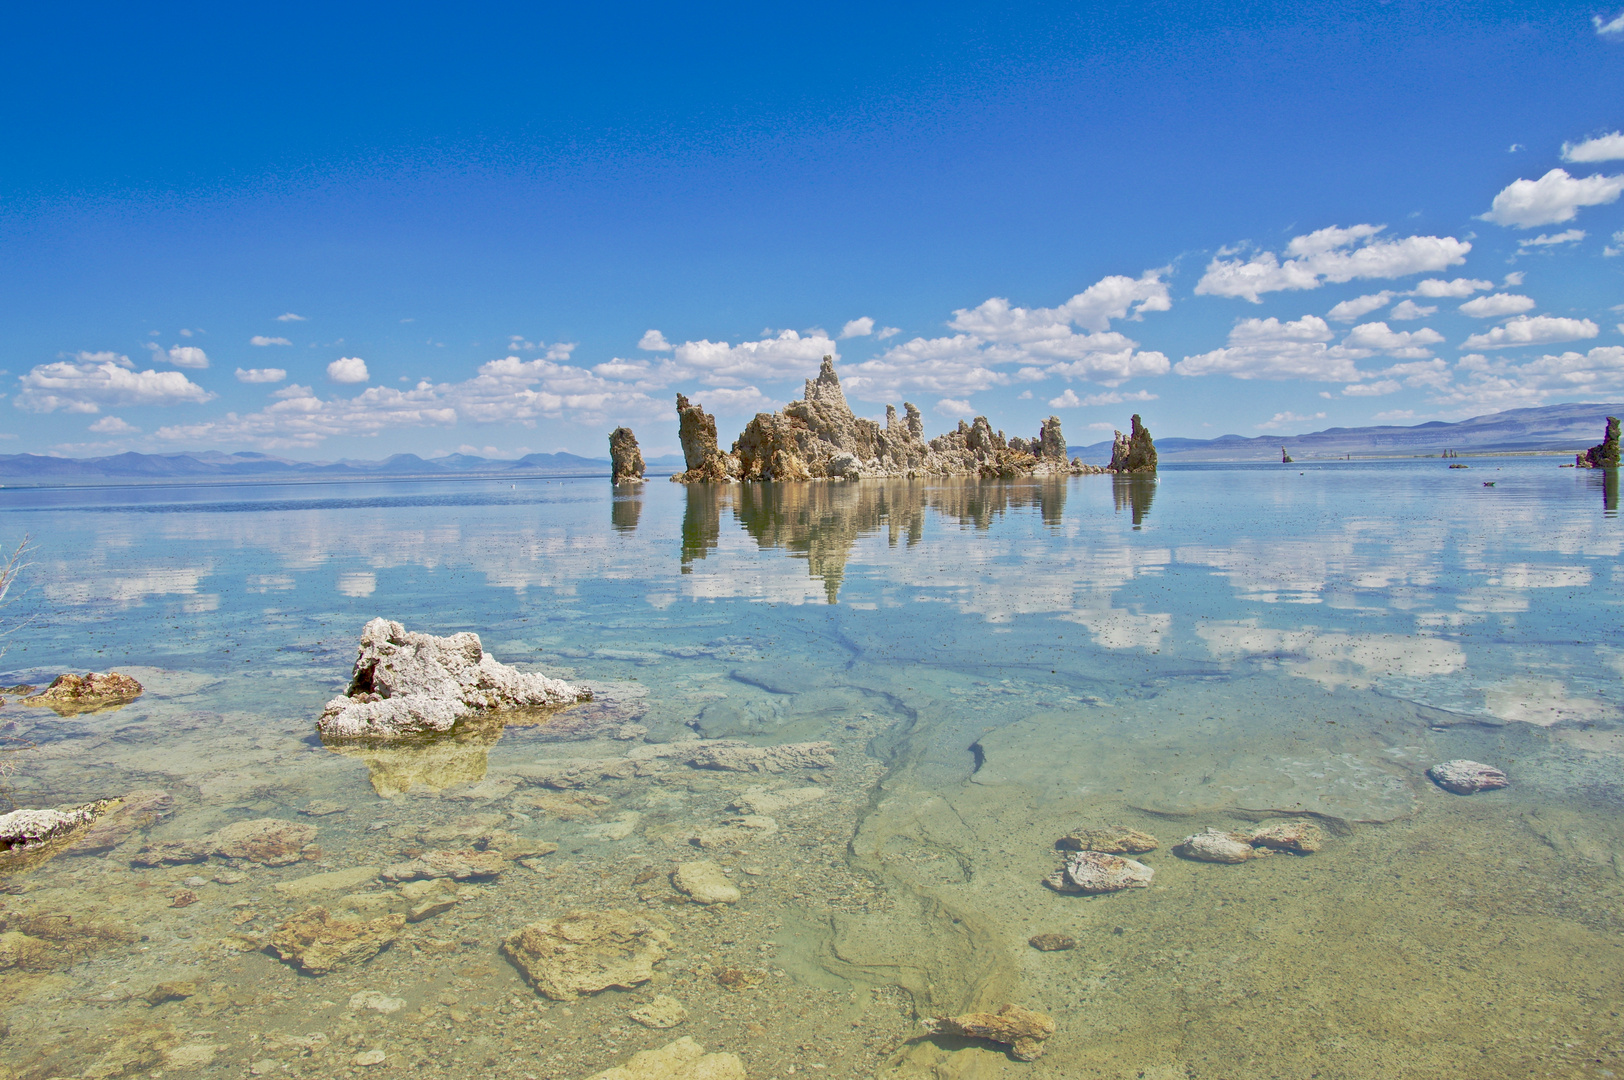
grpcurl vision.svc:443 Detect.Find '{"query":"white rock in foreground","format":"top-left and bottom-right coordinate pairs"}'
top-left (1427, 760), bottom-right (1509, 796)
top-left (318, 618), bottom-right (589, 739)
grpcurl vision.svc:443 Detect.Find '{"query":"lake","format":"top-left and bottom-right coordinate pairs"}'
top-left (0, 460), bottom-right (1620, 1079)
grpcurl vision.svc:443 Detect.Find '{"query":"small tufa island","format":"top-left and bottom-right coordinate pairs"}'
top-left (614, 355), bottom-right (1157, 482)
top-left (1576, 415), bottom-right (1620, 469)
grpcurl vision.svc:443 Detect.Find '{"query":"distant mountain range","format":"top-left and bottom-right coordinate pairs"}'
top-left (0, 402), bottom-right (1616, 484)
top-left (1070, 401), bottom-right (1622, 463)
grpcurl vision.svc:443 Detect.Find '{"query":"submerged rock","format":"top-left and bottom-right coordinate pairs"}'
top-left (132, 840), bottom-right (210, 867)
top-left (1577, 416), bottom-right (1621, 469)
top-left (381, 848), bottom-right (507, 882)
top-left (1108, 413), bottom-right (1157, 473)
top-left (72, 790), bottom-right (173, 855)
top-left (1042, 850), bottom-right (1154, 894)
top-left (628, 994), bottom-right (688, 1029)
top-left (1027, 933), bottom-right (1076, 952)
top-left (584, 1036), bottom-right (745, 1080)
top-left (1175, 828), bottom-right (1260, 863)
top-left (1427, 760), bottom-right (1509, 795)
top-left (671, 860), bottom-right (740, 905)
top-left (610, 427), bottom-right (646, 484)
top-left (927, 1003), bottom-right (1057, 1062)
top-left (687, 741), bottom-right (835, 773)
top-left (21, 671), bottom-right (143, 715)
top-left (1246, 820), bottom-right (1324, 853)
top-left (318, 618), bottom-right (590, 739)
top-left (206, 819), bottom-right (318, 865)
top-left (502, 909), bottom-right (673, 1000)
top-left (268, 906), bottom-right (406, 975)
top-left (1056, 825), bottom-right (1158, 854)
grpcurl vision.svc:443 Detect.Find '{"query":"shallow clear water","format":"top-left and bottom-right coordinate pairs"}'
top-left (0, 462), bottom-right (1620, 1079)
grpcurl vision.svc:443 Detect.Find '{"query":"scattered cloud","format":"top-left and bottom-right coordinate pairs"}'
top-left (1509, 143), bottom-right (1524, 153)
top-left (1460, 315), bottom-right (1600, 350)
top-left (673, 330), bottom-right (836, 388)
top-left (1410, 277), bottom-right (1493, 298)
top-left (235, 367), bottom-right (288, 383)
top-left (696, 386), bottom-right (773, 413)
top-left (1504, 272), bottom-right (1525, 286)
top-left (1342, 322), bottom-right (1444, 359)
top-left (839, 317), bottom-right (875, 339)
top-left (276, 313), bottom-right (307, 322)
top-left (637, 330), bottom-right (672, 352)
top-left (1432, 346), bottom-right (1624, 410)
top-left (1482, 169), bottom-right (1624, 228)
top-left (250, 335), bottom-right (293, 346)
top-left (841, 272), bottom-right (1171, 401)
top-left (876, 326), bottom-right (901, 339)
top-left (1372, 409), bottom-right (1418, 422)
top-left (1049, 388), bottom-right (1158, 409)
top-left (1327, 292), bottom-right (1395, 322)
top-left (1458, 293), bottom-right (1537, 318)
top-left (1340, 380), bottom-right (1402, 397)
top-left (1562, 132), bottom-right (1624, 162)
top-left (327, 356), bottom-right (370, 383)
top-left (15, 352), bottom-right (215, 413)
top-left (1176, 316), bottom-right (1362, 381)
top-left (88, 416), bottom-right (139, 434)
top-left (165, 345), bottom-right (209, 369)
top-left (1049, 389), bottom-right (1082, 408)
top-left (1195, 225), bottom-right (1470, 303)
top-left (1255, 411), bottom-right (1327, 430)
top-left (1389, 300), bottom-right (1436, 320)
top-left (1607, 230), bottom-right (1624, 257)
top-left (1595, 12), bottom-right (1624, 38)
top-left (1517, 229), bottom-right (1586, 249)
top-left (935, 398), bottom-right (974, 417)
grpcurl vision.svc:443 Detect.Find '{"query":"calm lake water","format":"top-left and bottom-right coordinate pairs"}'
top-left (0, 461), bottom-right (1620, 1080)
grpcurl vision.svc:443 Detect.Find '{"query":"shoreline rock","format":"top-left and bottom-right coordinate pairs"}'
top-left (21, 672), bottom-right (143, 715)
top-left (1108, 413), bottom-right (1157, 473)
top-left (1427, 760), bottom-right (1509, 795)
top-left (1577, 416), bottom-right (1620, 469)
top-left (927, 1004), bottom-right (1056, 1062)
top-left (317, 618), bottom-right (590, 739)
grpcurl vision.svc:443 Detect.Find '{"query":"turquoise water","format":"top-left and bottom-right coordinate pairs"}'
top-left (0, 462), bottom-right (1620, 1079)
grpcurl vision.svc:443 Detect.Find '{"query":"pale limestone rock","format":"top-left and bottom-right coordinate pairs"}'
top-left (1042, 850), bottom-right (1155, 894)
top-left (610, 427), bottom-right (646, 484)
top-left (397, 877), bottom-right (459, 922)
top-left (727, 786), bottom-right (825, 815)
top-left (349, 991), bottom-right (407, 1014)
top-left (381, 848), bottom-right (507, 881)
top-left (0, 801), bottom-right (108, 854)
top-left (671, 861), bottom-right (740, 905)
top-left (585, 1037), bottom-right (745, 1080)
top-left (502, 909), bottom-right (672, 1000)
top-left (1427, 760), bottom-right (1509, 795)
top-left (1055, 825), bottom-right (1158, 854)
top-left (629, 994), bottom-right (688, 1029)
top-left (205, 819), bottom-right (318, 866)
top-left (1176, 828), bottom-right (1259, 863)
top-left (318, 618), bottom-right (589, 739)
top-left (928, 1004), bottom-right (1057, 1062)
top-left (268, 907), bottom-right (405, 975)
top-left (1246, 820), bottom-right (1324, 853)
top-left (687, 741), bottom-right (835, 773)
top-left (273, 865), bottom-right (380, 899)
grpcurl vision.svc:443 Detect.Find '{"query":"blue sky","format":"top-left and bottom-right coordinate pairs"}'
top-left (3, 0), bottom-right (1623, 459)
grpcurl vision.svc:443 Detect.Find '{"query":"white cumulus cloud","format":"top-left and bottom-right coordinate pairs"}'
top-left (235, 367), bottom-right (288, 383)
top-left (935, 398), bottom-right (974, 417)
top-left (1460, 315), bottom-right (1600, 350)
top-left (1595, 12), bottom-right (1624, 37)
top-left (251, 335), bottom-right (293, 346)
top-left (1458, 294), bottom-right (1537, 318)
top-left (1389, 300), bottom-right (1436, 320)
top-left (1196, 225), bottom-right (1471, 303)
top-left (1049, 389), bottom-right (1082, 408)
top-left (1409, 277), bottom-right (1494, 298)
top-left (327, 356), bottom-right (370, 383)
top-left (15, 353), bottom-right (215, 414)
top-left (1563, 132), bottom-right (1624, 162)
top-left (1176, 316), bottom-right (1365, 381)
top-left (637, 330), bottom-right (672, 352)
top-left (276, 313), bottom-right (307, 322)
top-left (673, 330), bottom-right (837, 388)
top-left (1482, 169), bottom-right (1624, 228)
top-left (1341, 380), bottom-right (1402, 397)
top-left (1517, 229), bottom-right (1585, 248)
top-left (839, 317), bottom-right (875, 339)
top-left (166, 345), bottom-right (209, 369)
top-left (1342, 322), bottom-right (1445, 359)
top-left (1326, 292), bottom-right (1395, 322)
top-left (88, 416), bottom-right (139, 434)
top-left (1429, 346), bottom-right (1624, 411)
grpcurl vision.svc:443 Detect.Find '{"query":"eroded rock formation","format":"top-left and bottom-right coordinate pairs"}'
top-left (22, 672), bottom-right (143, 715)
top-left (609, 427), bottom-right (646, 483)
top-left (671, 357), bottom-right (1111, 482)
top-left (1577, 416), bottom-right (1620, 468)
top-left (1108, 413), bottom-right (1158, 473)
top-left (927, 1003), bottom-right (1057, 1062)
top-left (502, 909), bottom-right (673, 1000)
top-left (317, 618), bottom-right (589, 739)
